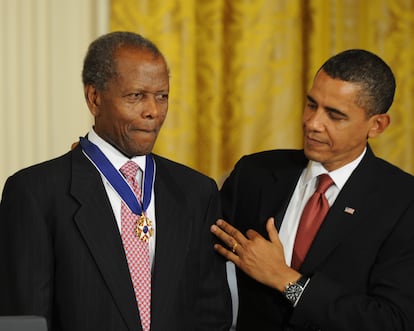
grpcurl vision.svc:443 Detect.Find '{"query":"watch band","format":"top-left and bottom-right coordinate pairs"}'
top-left (283, 275), bottom-right (310, 305)
top-left (296, 275), bottom-right (309, 287)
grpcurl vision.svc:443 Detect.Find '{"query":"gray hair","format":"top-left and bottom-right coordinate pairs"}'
top-left (82, 31), bottom-right (166, 90)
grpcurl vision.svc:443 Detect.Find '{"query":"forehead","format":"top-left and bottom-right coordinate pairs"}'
top-left (309, 70), bottom-right (363, 109)
top-left (115, 46), bottom-right (164, 67)
top-left (112, 46), bottom-right (169, 87)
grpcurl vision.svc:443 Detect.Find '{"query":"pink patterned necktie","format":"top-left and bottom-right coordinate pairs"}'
top-left (291, 174), bottom-right (334, 270)
top-left (120, 161), bottom-right (151, 331)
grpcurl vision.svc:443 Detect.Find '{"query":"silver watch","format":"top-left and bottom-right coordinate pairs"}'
top-left (283, 275), bottom-right (309, 305)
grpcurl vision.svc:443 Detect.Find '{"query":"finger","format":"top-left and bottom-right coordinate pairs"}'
top-left (245, 228), bottom-right (262, 240)
top-left (71, 142), bottom-right (79, 150)
top-left (215, 219), bottom-right (248, 245)
top-left (213, 243), bottom-right (240, 265)
top-left (211, 223), bottom-right (240, 250)
top-left (266, 218), bottom-right (280, 244)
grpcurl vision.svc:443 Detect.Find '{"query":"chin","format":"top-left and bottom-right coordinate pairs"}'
top-left (304, 149), bottom-right (324, 163)
top-left (131, 145), bottom-right (155, 157)
top-left (123, 137), bottom-right (156, 156)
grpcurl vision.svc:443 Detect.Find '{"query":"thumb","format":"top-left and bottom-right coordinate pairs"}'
top-left (266, 217), bottom-right (280, 243)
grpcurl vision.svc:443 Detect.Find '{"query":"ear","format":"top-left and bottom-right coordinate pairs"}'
top-left (367, 114), bottom-right (390, 139)
top-left (84, 84), bottom-right (101, 116)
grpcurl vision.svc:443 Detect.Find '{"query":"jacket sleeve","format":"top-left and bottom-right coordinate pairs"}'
top-left (0, 173), bottom-right (54, 326)
top-left (195, 178), bottom-right (233, 331)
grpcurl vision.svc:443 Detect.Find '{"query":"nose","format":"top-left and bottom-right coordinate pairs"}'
top-left (304, 108), bottom-right (325, 131)
top-left (142, 95), bottom-right (160, 119)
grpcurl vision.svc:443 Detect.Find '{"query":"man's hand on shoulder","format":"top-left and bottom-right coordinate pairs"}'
top-left (211, 217), bottom-right (301, 292)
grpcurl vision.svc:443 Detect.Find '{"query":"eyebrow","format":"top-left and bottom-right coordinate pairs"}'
top-left (306, 95), bottom-right (348, 118)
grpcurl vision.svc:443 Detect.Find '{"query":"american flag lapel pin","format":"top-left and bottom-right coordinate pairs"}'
top-left (344, 207), bottom-right (355, 215)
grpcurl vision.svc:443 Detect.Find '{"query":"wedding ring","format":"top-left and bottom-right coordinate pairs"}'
top-left (231, 242), bottom-right (238, 253)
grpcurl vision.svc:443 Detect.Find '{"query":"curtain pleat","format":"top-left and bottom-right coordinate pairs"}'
top-left (111, 0), bottom-right (414, 183)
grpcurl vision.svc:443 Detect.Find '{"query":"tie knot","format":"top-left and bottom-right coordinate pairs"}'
top-left (120, 161), bottom-right (139, 179)
top-left (316, 174), bottom-right (334, 194)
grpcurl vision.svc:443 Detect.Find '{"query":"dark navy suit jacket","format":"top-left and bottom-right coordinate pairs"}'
top-left (0, 144), bottom-right (232, 331)
top-left (221, 146), bottom-right (414, 331)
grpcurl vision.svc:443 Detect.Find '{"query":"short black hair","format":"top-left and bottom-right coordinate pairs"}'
top-left (319, 49), bottom-right (396, 115)
top-left (82, 31), bottom-right (165, 91)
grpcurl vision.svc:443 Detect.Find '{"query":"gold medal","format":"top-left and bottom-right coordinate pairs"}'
top-left (135, 214), bottom-right (153, 242)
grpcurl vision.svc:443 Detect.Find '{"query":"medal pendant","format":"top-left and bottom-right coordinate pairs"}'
top-left (135, 214), bottom-right (153, 242)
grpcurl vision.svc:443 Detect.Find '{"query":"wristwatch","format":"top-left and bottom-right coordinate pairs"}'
top-left (283, 275), bottom-right (310, 305)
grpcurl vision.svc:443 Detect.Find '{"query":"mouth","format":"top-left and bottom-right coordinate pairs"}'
top-left (133, 127), bottom-right (158, 134)
top-left (305, 135), bottom-right (327, 147)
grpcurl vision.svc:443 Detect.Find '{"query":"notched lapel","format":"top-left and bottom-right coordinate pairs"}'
top-left (150, 159), bottom-right (190, 323)
top-left (301, 196), bottom-right (363, 273)
top-left (70, 148), bottom-right (141, 330)
top-left (271, 170), bottom-right (303, 231)
top-left (262, 163), bottom-right (304, 232)
top-left (300, 152), bottom-right (380, 273)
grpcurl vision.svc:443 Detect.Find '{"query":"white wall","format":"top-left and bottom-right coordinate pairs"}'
top-left (0, 0), bottom-right (108, 189)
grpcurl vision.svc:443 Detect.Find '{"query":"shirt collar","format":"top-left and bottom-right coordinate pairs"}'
top-left (302, 147), bottom-right (367, 190)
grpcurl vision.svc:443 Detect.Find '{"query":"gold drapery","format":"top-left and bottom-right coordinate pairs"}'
top-left (111, 0), bottom-right (414, 184)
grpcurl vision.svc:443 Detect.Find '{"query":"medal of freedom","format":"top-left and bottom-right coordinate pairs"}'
top-left (136, 214), bottom-right (153, 242)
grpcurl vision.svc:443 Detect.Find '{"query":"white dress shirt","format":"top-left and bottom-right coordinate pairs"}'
top-left (279, 149), bottom-right (366, 266)
top-left (83, 128), bottom-right (157, 266)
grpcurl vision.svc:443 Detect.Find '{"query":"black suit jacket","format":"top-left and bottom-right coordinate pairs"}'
top-left (0, 145), bottom-right (232, 331)
top-left (221, 146), bottom-right (414, 331)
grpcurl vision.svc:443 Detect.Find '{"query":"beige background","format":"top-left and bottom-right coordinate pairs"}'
top-left (0, 0), bottom-right (108, 189)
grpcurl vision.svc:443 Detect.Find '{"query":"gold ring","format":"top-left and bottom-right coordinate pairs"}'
top-left (231, 242), bottom-right (238, 253)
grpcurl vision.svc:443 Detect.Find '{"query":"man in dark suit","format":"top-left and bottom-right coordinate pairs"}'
top-left (211, 49), bottom-right (414, 330)
top-left (0, 31), bottom-right (232, 331)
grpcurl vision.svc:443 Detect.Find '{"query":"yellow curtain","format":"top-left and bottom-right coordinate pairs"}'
top-left (110, 0), bottom-right (414, 184)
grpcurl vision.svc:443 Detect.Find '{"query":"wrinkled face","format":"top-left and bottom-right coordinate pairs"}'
top-left (303, 70), bottom-right (387, 171)
top-left (86, 46), bottom-right (169, 157)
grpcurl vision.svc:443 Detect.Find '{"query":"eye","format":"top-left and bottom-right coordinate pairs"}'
top-left (306, 102), bottom-right (317, 110)
top-left (126, 92), bottom-right (144, 101)
top-left (327, 110), bottom-right (346, 121)
top-left (156, 93), bottom-right (169, 102)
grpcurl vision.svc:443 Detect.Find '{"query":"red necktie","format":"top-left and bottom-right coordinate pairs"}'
top-left (120, 161), bottom-right (151, 331)
top-left (291, 174), bottom-right (334, 270)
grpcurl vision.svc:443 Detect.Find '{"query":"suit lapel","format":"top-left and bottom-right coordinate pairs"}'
top-left (150, 156), bottom-right (189, 327)
top-left (272, 171), bottom-right (304, 231)
top-left (70, 147), bottom-right (141, 330)
top-left (301, 147), bottom-right (380, 273)
top-left (260, 152), bottom-right (307, 232)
